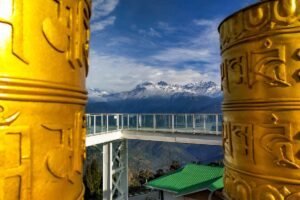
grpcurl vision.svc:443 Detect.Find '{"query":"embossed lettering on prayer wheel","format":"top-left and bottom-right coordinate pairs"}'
top-left (219, 0), bottom-right (300, 199)
top-left (0, 0), bottom-right (91, 199)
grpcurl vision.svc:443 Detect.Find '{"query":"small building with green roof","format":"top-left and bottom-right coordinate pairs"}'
top-left (146, 163), bottom-right (224, 200)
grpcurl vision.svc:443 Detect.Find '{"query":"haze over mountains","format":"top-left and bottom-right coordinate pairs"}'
top-left (86, 81), bottom-right (222, 113)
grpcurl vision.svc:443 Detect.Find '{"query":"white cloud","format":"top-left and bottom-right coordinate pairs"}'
top-left (105, 36), bottom-right (134, 47)
top-left (87, 51), bottom-right (219, 92)
top-left (193, 19), bottom-right (216, 26)
top-left (91, 16), bottom-right (116, 32)
top-left (91, 0), bottom-right (119, 32)
top-left (157, 22), bottom-right (176, 33)
top-left (92, 0), bottom-right (119, 19)
top-left (138, 27), bottom-right (161, 38)
top-left (151, 18), bottom-right (221, 71)
top-left (151, 48), bottom-right (213, 64)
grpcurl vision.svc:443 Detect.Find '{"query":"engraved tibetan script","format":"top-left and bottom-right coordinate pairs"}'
top-left (221, 55), bottom-right (247, 93)
top-left (221, 45), bottom-right (291, 92)
top-left (42, 0), bottom-right (91, 73)
top-left (249, 45), bottom-right (291, 87)
top-left (223, 122), bottom-right (233, 158)
top-left (0, 0), bottom-right (27, 63)
top-left (42, 112), bottom-right (86, 183)
top-left (0, 108), bottom-right (31, 200)
top-left (231, 123), bottom-right (255, 164)
top-left (260, 119), bottom-right (299, 169)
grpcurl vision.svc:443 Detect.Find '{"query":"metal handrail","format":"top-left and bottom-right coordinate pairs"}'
top-left (86, 113), bottom-right (223, 136)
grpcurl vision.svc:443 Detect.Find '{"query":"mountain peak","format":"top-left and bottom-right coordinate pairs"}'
top-left (136, 81), bottom-right (155, 89)
top-left (157, 81), bottom-right (168, 86)
top-left (88, 80), bottom-right (221, 102)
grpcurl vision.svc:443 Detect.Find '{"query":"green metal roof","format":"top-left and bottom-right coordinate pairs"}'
top-left (208, 177), bottom-right (224, 192)
top-left (146, 164), bottom-right (224, 196)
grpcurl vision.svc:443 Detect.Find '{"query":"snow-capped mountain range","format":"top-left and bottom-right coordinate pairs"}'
top-left (88, 81), bottom-right (222, 102)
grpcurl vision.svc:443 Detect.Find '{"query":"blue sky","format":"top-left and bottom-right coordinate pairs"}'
top-left (87, 0), bottom-right (257, 92)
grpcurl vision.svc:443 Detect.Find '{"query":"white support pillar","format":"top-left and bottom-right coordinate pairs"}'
top-left (185, 114), bottom-right (188, 129)
top-left (121, 115), bottom-right (124, 129)
top-left (103, 143), bottom-right (113, 200)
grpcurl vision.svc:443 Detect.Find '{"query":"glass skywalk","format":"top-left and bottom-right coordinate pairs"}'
top-left (86, 113), bottom-right (222, 135)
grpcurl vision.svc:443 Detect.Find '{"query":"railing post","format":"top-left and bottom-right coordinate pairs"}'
top-left (136, 114), bottom-right (139, 130)
top-left (139, 114), bottom-right (142, 129)
top-left (106, 114), bottom-right (109, 132)
top-left (121, 114), bottom-right (124, 129)
top-left (153, 114), bottom-right (156, 131)
top-left (185, 114), bottom-right (188, 129)
top-left (87, 114), bottom-right (91, 128)
top-left (172, 114), bottom-right (175, 133)
top-left (203, 114), bottom-right (206, 131)
top-left (93, 115), bottom-right (96, 134)
top-left (127, 114), bottom-right (130, 129)
top-left (116, 114), bottom-right (119, 130)
top-left (192, 114), bottom-right (196, 134)
top-left (101, 114), bottom-right (104, 132)
top-left (216, 114), bottom-right (219, 135)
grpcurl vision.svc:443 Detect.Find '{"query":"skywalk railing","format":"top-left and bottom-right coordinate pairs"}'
top-left (86, 113), bottom-right (223, 135)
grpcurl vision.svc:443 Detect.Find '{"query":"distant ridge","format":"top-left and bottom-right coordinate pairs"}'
top-left (86, 81), bottom-right (222, 113)
top-left (88, 80), bottom-right (222, 102)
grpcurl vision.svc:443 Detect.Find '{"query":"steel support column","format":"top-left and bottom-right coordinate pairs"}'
top-left (103, 140), bottom-right (128, 200)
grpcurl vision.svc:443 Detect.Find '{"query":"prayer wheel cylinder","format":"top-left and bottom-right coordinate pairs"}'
top-left (219, 0), bottom-right (300, 199)
top-left (0, 0), bottom-right (91, 199)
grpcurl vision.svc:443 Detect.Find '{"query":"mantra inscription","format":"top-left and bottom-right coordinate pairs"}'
top-left (42, 0), bottom-right (91, 72)
top-left (0, 0), bottom-right (91, 73)
top-left (221, 42), bottom-right (292, 93)
top-left (42, 112), bottom-right (86, 183)
top-left (0, 107), bottom-right (30, 200)
top-left (223, 113), bottom-right (300, 170)
top-left (0, 0), bottom-right (27, 63)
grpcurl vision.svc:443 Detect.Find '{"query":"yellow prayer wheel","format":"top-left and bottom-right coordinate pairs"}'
top-left (0, 0), bottom-right (91, 199)
top-left (219, 0), bottom-right (300, 199)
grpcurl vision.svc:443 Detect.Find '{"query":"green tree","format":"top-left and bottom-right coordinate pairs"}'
top-left (84, 159), bottom-right (102, 200)
top-left (129, 175), bottom-right (142, 194)
top-left (169, 160), bottom-right (181, 171)
top-left (138, 169), bottom-right (154, 184)
top-left (154, 169), bottom-right (165, 178)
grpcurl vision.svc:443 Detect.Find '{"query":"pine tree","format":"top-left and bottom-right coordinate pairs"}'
top-left (85, 159), bottom-right (102, 200)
